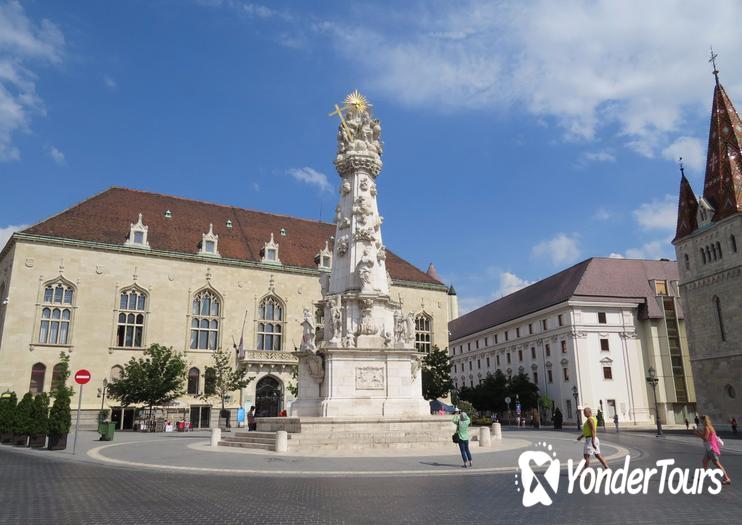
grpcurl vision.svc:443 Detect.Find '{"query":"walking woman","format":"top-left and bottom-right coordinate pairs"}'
top-left (453, 409), bottom-right (473, 468)
top-left (694, 415), bottom-right (731, 485)
top-left (576, 407), bottom-right (609, 469)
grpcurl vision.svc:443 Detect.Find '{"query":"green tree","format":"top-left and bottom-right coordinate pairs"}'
top-left (0, 391), bottom-right (17, 437)
top-left (200, 347), bottom-right (253, 411)
top-left (14, 393), bottom-right (34, 435)
top-left (421, 346), bottom-right (454, 400)
top-left (107, 344), bottom-right (187, 417)
top-left (508, 373), bottom-right (540, 410)
top-left (30, 393), bottom-right (49, 437)
top-left (456, 400), bottom-right (476, 416)
top-left (286, 365), bottom-right (299, 398)
top-left (48, 352), bottom-right (72, 437)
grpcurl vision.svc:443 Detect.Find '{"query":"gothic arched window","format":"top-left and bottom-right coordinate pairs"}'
top-left (257, 296), bottom-right (283, 351)
top-left (414, 313), bottom-right (432, 353)
top-left (117, 288), bottom-right (147, 348)
top-left (39, 281), bottom-right (75, 345)
top-left (190, 290), bottom-right (221, 350)
top-left (713, 295), bottom-right (726, 342)
top-left (187, 367), bottom-right (200, 395)
top-left (29, 363), bottom-right (46, 394)
top-left (51, 362), bottom-right (66, 391)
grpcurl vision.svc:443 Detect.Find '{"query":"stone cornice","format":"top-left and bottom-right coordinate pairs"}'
top-left (679, 266), bottom-right (742, 290)
top-left (10, 234), bottom-right (447, 293)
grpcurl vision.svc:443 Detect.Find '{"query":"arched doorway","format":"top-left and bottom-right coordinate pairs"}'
top-left (255, 376), bottom-right (282, 417)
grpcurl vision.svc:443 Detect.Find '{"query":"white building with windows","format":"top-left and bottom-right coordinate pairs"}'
top-left (448, 258), bottom-right (697, 426)
top-left (0, 187), bottom-right (450, 429)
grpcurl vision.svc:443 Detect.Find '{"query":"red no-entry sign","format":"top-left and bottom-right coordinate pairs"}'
top-left (74, 369), bottom-right (91, 385)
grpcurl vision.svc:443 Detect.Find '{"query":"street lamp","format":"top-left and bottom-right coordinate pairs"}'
top-left (572, 386), bottom-right (581, 430)
top-left (646, 367), bottom-right (663, 437)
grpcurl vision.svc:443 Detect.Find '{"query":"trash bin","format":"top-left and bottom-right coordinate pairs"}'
top-left (98, 421), bottom-right (115, 441)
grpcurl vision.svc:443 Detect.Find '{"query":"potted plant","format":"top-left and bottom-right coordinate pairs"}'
top-left (29, 393), bottom-right (49, 448)
top-left (13, 392), bottom-right (33, 447)
top-left (0, 391), bottom-right (17, 444)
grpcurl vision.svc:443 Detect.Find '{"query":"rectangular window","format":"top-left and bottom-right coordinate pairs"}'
top-left (529, 323), bottom-right (533, 335)
top-left (547, 370), bottom-right (553, 383)
top-left (516, 327), bottom-right (521, 338)
top-left (600, 338), bottom-right (610, 351)
top-left (453, 364), bottom-right (457, 373)
top-left (545, 344), bottom-right (551, 357)
top-left (476, 340), bottom-right (479, 349)
top-left (655, 280), bottom-right (668, 296)
top-left (205, 240), bottom-right (215, 253)
top-left (496, 355), bottom-right (500, 366)
top-left (531, 347), bottom-right (536, 359)
top-left (505, 331), bottom-right (509, 341)
top-left (467, 343), bottom-right (471, 351)
top-left (477, 359), bottom-right (481, 369)
top-left (598, 312), bottom-right (607, 324)
top-left (469, 361), bottom-right (472, 371)
top-left (486, 356), bottom-right (490, 367)
top-left (495, 334), bottom-right (499, 344)
top-left (603, 366), bottom-right (613, 380)
top-left (563, 367), bottom-right (569, 381)
top-left (507, 353), bottom-right (511, 364)
top-left (518, 350), bottom-right (523, 362)
top-left (266, 248), bottom-right (277, 261)
top-left (541, 319), bottom-right (548, 330)
top-left (533, 371), bottom-right (538, 384)
top-left (558, 314), bottom-right (563, 326)
top-left (566, 400), bottom-right (573, 419)
top-left (133, 231), bottom-right (144, 244)
top-left (561, 340), bottom-right (567, 353)
top-left (485, 337), bottom-right (488, 346)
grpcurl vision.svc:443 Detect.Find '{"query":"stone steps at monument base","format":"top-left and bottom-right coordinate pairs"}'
top-left (232, 432), bottom-right (277, 440)
top-left (220, 435), bottom-right (276, 445)
top-left (218, 440), bottom-right (274, 451)
top-left (288, 432), bottom-right (451, 446)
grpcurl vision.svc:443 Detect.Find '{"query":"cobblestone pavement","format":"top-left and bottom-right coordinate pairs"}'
top-left (0, 430), bottom-right (739, 524)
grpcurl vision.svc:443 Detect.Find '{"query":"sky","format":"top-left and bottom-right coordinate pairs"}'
top-left (2, 0), bottom-right (742, 313)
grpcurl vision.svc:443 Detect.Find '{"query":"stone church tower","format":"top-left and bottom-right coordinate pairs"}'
top-left (672, 67), bottom-right (742, 427)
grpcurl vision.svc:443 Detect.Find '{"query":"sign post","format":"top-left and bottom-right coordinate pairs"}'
top-left (72, 369), bottom-right (91, 455)
top-left (505, 396), bottom-right (511, 426)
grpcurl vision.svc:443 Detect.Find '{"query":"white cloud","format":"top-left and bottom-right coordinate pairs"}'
top-left (103, 75), bottom-right (117, 91)
top-left (661, 136), bottom-right (705, 173)
top-left (251, 181), bottom-right (260, 192)
top-left (312, 1), bottom-right (742, 163)
top-left (593, 207), bottom-right (613, 221)
top-left (287, 167), bottom-right (333, 193)
top-left (633, 194), bottom-right (676, 231)
top-left (497, 271), bottom-right (534, 297)
top-left (582, 151), bottom-right (616, 163)
top-left (0, 224), bottom-right (28, 250)
top-left (532, 233), bottom-right (581, 266)
top-left (608, 252), bottom-right (625, 259)
top-left (0, 1), bottom-right (64, 161)
top-left (625, 239), bottom-right (674, 260)
top-left (48, 145), bottom-right (64, 165)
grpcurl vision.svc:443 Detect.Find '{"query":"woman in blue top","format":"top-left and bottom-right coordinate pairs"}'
top-left (453, 409), bottom-right (473, 468)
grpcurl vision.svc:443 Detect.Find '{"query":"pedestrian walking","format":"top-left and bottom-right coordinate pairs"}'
top-left (731, 417), bottom-right (737, 434)
top-left (247, 405), bottom-right (256, 431)
top-left (685, 418), bottom-right (690, 430)
top-left (694, 415), bottom-right (731, 486)
top-left (694, 415), bottom-right (700, 429)
top-left (613, 413), bottom-right (619, 432)
top-left (577, 407), bottom-right (609, 469)
top-left (452, 408), bottom-right (472, 468)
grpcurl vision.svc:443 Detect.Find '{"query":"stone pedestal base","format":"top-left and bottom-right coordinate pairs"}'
top-left (291, 347), bottom-right (428, 418)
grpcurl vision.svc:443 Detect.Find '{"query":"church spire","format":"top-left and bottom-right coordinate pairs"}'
top-left (674, 159), bottom-right (698, 242)
top-left (701, 58), bottom-right (742, 222)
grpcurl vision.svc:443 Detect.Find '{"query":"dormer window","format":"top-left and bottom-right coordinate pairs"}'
top-left (164, 210), bottom-right (172, 218)
top-left (125, 213), bottom-right (150, 249)
top-left (199, 224), bottom-right (220, 257)
top-left (316, 240), bottom-right (332, 271)
top-left (226, 220), bottom-right (233, 229)
top-left (262, 233), bottom-right (281, 264)
top-left (280, 228), bottom-right (287, 237)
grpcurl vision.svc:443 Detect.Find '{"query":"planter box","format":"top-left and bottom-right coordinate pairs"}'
top-left (29, 434), bottom-right (46, 448)
top-left (47, 434), bottom-right (68, 451)
top-left (13, 434), bottom-right (28, 447)
top-left (0, 432), bottom-right (13, 445)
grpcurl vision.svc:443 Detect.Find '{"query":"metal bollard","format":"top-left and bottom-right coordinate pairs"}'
top-left (479, 426), bottom-right (492, 447)
top-left (491, 422), bottom-right (502, 440)
top-left (275, 430), bottom-right (288, 453)
top-left (210, 427), bottom-right (221, 447)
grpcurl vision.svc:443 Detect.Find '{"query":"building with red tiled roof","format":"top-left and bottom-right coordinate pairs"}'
top-left (672, 69), bottom-right (742, 428)
top-left (0, 187), bottom-right (450, 429)
top-left (448, 257), bottom-right (696, 427)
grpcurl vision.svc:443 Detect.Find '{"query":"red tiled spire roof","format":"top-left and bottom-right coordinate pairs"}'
top-left (702, 82), bottom-right (742, 221)
top-left (673, 174), bottom-right (698, 242)
top-left (20, 187), bottom-right (443, 286)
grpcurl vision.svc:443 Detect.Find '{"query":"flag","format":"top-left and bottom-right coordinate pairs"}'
top-left (237, 334), bottom-right (245, 360)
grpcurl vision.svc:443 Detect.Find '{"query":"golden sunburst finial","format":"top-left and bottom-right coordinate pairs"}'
top-left (344, 90), bottom-right (371, 114)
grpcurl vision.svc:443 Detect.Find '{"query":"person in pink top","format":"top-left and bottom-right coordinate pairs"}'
top-left (693, 415), bottom-right (731, 485)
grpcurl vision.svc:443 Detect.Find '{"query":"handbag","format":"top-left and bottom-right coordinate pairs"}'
top-left (452, 432), bottom-right (460, 444)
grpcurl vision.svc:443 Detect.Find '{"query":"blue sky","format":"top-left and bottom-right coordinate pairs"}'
top-left (2, 0), bottom-right (742, 312)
